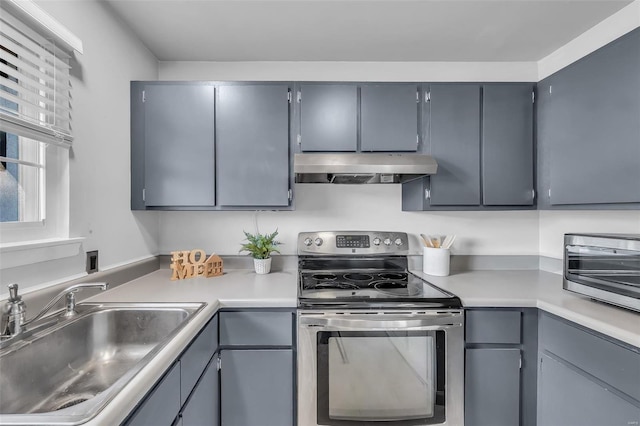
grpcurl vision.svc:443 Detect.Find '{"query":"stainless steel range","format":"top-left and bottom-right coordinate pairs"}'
top-left (297, 231), bottom-right (464, 426)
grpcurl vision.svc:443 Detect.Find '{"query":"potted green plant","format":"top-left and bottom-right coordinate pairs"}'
top-left (240, 229), bottom-right (281, 274)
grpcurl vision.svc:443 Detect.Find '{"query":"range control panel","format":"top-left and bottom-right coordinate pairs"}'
top-left (298, 231), bottom-right (409, 256)
top-left (336, 235), bottom-right (370, 248)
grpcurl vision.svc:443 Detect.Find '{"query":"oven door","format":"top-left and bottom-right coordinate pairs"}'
top-left (564, 239), bottom-right (640, 311)
top-left (297, 311), bottom-right (464, 426)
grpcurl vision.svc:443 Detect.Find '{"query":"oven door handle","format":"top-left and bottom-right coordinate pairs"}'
top-left (299, 315), bottom-right (462, 330)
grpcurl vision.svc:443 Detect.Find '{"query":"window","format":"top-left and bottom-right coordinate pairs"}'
top-left (0, 132), bottom-right (44, 223)
top-left (0, 0), bottom-right (80, 247)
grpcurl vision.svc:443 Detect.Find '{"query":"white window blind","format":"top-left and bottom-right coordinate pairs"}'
top-left (0, 2), bottom-right (74, 147)
top-left (0, 0), bottom-right (81, 226)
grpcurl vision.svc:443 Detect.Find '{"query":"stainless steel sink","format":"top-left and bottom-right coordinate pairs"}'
top-left (0, 302), bottom-right (206, 425)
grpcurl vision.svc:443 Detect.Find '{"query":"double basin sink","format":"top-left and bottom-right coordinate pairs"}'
top-left (0, 302), bottom-right (205, 425)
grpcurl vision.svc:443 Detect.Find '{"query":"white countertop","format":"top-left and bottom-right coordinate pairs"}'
top-left (78, 267), bottom-right (639, 425)
top-left (411, 269), bottom-right (640, 348)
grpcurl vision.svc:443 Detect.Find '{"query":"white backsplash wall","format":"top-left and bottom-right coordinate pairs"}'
top-left (158, 184), bottom-right (540, 257)
top-left (1, 0), bottom-right (160, 291)
top-left (539, 210), bottom-right (640, 259)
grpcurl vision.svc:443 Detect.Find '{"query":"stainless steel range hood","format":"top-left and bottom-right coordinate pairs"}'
top-left (294, 153), bottom-right (438, 184)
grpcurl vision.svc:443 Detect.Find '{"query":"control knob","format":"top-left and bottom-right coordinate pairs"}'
top-left (372, 237), bottom-right (381, 246)
top-left (304, 238), bottom-right (313, 246)
top-left (314, 238), bottom-right (323, 246)
top-left (395, 238), bottom-right (403, 246)
top-left (383, 238), bottom-right (392, 246)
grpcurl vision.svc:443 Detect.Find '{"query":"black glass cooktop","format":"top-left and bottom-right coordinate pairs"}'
top-left (298, 268), bottom-right (462, 308)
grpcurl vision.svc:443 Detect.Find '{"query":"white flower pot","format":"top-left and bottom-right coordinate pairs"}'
top-left (254, 258), bottom-right (272, 274)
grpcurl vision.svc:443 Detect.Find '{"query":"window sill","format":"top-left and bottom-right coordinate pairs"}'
top-left (0, 237), bottom-right (85, 269)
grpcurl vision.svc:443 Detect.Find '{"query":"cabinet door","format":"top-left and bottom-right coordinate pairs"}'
top-left (466, 310), bottom-right (522, 344)
top-left (219, 311), bottom-right (293, 347)
top-left (181, 315), bottom-right (218, 405)
top-left (361, 84), bottom-right (419, 152)
top-left (538, 353), bottom-right (640, 426)
top-left (482, 84), bottom-right (534, 206)
top-left (216, 85), bottom-right (290, 207)
top-left (299, 84), bottom-right (357, 151)
top-left (144, 84), bottom-right (215, 207)
top-left (428, 84), bottom-right (481, 206)
top-left (465, 348), bottom-right (521, 426)
top-left (126, 361), bottom-right (181, 426)
top-left (545, 29), bottom-right (640, 205)
top-left (181, 357), bottom-right (219, 426)
top-left (220, 349), bottom-right (293, 426)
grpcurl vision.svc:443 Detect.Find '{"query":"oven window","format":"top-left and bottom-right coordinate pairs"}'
top-left (566, 245), bottom-right (640, 296)
top-left (317, 331), bottom-right (445, 426)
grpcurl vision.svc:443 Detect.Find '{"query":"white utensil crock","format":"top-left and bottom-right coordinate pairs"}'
top-left (423, 247), bottom-right (450, 276)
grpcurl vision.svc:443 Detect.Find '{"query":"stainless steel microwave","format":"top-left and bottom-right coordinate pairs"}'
top-left (564, 234), bottom-right (640, 312)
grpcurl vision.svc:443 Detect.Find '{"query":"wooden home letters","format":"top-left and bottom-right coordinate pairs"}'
top-left (170, 249), bottom-right (223, 280)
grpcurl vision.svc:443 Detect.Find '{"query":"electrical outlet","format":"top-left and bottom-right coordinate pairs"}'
top-left (86, 250), bottom-right (99, 274)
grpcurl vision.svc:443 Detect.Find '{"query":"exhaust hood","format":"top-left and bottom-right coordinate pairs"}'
top-left (294, 153), bottom-right (438, 184)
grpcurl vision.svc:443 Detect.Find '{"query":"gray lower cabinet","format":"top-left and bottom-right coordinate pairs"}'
top-left (464, 308), bottom-right (538, 426)
top-left (538, 353), bottom-right (639, 426)
top-left (220, 349), bottom-right (294, 426)
top-left (466, 348), bottom-right (521, 426)
top-left (299, 84), bottom-right (358, 151)
top-left (219, 310), bottom-right (293, 347)
top-left (218, 309), bottom-right (295, 426)
top-left (216, 84), bottom-right (290, 207)
top-left (180, 314), bottom-right (218, 406)
top-left (180, 355), bottom-right (220, 426)
top-left (126, 361), bottom-right (181, 426)
top-left (360, 84), bottom-right (419, 152)
top-left (537, 28), bottom-right (640, 208)
top-left (125, 314), bottom-right (219, 426)
top-left (537, 312), bottom-right (640, 426)
top-left (126, 310), bottom-right (295, 426)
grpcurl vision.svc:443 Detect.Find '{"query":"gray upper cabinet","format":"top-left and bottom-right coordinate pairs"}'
top-left (131, 81), bottom-right (293, 211)
top-left (143, 83), bottom-right (216, 207)
top-left (403, 83), bottom-right (536, 211)
top-left (482, 84), bottom-right (534, 206)
top-left (538, 28), bottom-right (640, 207)
top-left (360, 84), bottom-right (419, 152)
top-left (216, 84), bottom-right (290, 207)
top-left (299, 84), bottom-right (357, 151)
top-left (428, 84), bottom-right (481, 206)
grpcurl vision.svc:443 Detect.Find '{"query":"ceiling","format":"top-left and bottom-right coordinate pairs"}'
top-left (104, 0), bottom-right (633, 62)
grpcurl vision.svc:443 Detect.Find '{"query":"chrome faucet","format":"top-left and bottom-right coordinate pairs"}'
top-left (2, 282), bottom-right (109, 338)
top-left (3, 284), bottom-right (26, 337)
